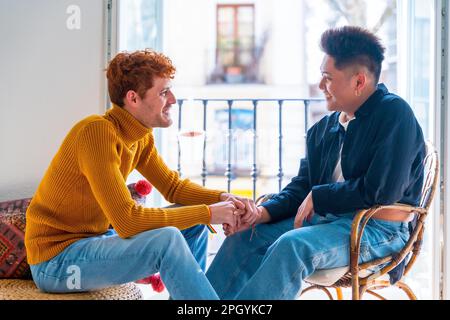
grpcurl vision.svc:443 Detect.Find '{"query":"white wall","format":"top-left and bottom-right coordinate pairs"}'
top-left (262, 0), bottom-right (307, 88)
top-left (0, 0), bottom-right (107, 201)
top-left (163, 0), bottom-right (212, 86)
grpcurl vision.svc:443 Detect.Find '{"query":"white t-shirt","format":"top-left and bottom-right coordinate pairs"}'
top-left (331, 113), bottom-right (355, 183)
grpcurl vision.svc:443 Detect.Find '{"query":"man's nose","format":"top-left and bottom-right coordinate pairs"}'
top-left (318, 77), bottom-right (325, 90)
top-left (168, 90), bottom-right (176, 104)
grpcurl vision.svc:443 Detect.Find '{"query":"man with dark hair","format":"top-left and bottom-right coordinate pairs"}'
top-left (206, 26), bottom-right (426, 300)
top-left (25, 49), bottom-right (259, 299)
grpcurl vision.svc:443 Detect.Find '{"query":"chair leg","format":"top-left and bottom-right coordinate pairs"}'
top-left (353, 283), bottom-right (369, 300)
top-left (366, 280), bottom-right (417, 300)
top-left (335, 287), bottom-right (344, 300)
top-left (395, 281), bottom-right (417, 300)
top-left (365, 289), bottom-right (387, 300)
top-left (301, 285), bottom-right (334, 300)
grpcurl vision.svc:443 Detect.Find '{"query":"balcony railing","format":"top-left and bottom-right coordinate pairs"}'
top-left (176, 98), bottom-right (325, 201)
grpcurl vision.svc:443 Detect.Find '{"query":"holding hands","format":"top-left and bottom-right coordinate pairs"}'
top-left (208, 193), bottom-right (262, 236)
top-left (209, 190), bottom-right (315, 237)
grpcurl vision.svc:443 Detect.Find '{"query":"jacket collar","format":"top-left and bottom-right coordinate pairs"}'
top-left (354, 83), bottom-right (388, 118)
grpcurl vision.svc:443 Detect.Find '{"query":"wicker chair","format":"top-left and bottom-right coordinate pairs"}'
top-left (256, 140), bottom-right (439, 300)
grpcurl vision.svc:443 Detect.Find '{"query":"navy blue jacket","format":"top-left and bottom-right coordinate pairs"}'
top-left (262, 84), bottom-right (426, 222)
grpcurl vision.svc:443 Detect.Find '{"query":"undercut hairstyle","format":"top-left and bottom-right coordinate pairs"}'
top-left (106, 49), bottom-right (176, 107)
top-left (320, 26), bottom-right (385, 83)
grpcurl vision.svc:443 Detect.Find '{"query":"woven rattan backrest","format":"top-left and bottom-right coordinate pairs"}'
top-left (419, 141), bottom-right (439, 211)
top-left (402, 141), bottom-right (439, 276)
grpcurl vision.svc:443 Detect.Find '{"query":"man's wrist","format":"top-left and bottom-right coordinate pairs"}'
top-left (256, 205), bottom-right (271, 224)
top-left (219, 192), bottom-right (232, 201)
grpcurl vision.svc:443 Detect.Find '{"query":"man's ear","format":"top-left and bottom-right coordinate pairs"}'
top-left (355, 72), bottom-right (366, 90)
top-left (124, 90), bottom-right (139, 107)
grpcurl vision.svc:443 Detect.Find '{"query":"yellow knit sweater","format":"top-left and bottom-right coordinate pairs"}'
top-left (25, 105), bottom-right (224, 265)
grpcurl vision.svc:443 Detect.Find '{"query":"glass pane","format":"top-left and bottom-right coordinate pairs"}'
top-left (404, 0), bottom-right (433, 300)
top-left (236, 35), bottom-right (251, 46)
top-left (237, 6), bottom-right (254, 23)
top-left (218, 22), bottom-right (234, 38)
top-left (218, 7), bottom-right (234, 23)
top-left (238, 23), bottom-right (254, 37)
top-left (119, 0), bottom-right (161, 51)
top-left (118, 0), bottom-right (163, 210)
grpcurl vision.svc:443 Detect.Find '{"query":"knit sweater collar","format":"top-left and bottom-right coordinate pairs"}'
top-left (105, 104), bottom-right (152, 146)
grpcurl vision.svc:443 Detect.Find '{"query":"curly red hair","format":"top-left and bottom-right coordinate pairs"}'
top-left (106, 49), bottom-right (176, 107)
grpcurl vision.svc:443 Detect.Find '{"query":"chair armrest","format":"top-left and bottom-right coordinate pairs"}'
top-left (349, 203), bottom-right (426, 288)
top-left (363, 204), bottom-right (426, 215)
top-left (255, 193), bottom-right (278, 205)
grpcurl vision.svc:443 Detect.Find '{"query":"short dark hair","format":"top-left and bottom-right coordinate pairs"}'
top-left (320, 26), bottom-right (385, 83)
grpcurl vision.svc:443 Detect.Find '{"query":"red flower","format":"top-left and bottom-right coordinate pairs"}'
top-left (135, 179), bottom-right (152, 196)
top-left (149, 274), bottom-right (165, 293)
top-left (135, 274), bottom-right (165, 293)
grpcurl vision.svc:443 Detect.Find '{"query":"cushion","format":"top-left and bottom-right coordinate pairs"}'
top-left (305, 266), bottom-right (349, 286)
top-left (305, 265), bottom-right (388, 287)
top-left (0, 198), bottom-right (32, 279)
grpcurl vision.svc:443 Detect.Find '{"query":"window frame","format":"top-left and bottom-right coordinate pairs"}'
top-left (215, 3), bottom-right (255, 80)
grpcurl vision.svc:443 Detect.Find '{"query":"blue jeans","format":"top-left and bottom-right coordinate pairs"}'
top-left (30, 224), bottom-right (219, 300)
top-left (206, 212), bottom-right (409, 300)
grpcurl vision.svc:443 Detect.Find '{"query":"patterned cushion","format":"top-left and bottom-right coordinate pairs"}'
top-left (0, 198), bottom-right (32, 279)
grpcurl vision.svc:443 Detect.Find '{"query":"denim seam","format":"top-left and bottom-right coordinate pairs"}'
top-left (41, 253), bottom-right (158, 278)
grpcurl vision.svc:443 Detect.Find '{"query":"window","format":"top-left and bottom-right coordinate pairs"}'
top-left (211, 4), bottom-right (256, 84)
top-left (118, 0), bottom-right (162, 51)
top-left (118, 0), bottom-right (164, 208)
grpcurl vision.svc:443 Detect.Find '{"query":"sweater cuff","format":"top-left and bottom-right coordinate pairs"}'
top-left (206, 204), bottom-right (212, 220)
top-left (165, 204), bottom-right (212, 230)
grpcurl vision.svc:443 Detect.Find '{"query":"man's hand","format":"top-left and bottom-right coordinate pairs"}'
top-left (219, 193), bottom-right (259, 226)
top-left (222, 206), bottom-right (263, 236)
top-left (209, 201), bottom-right (244, 227)
top-left (294, 191), bottom-right (315, 229)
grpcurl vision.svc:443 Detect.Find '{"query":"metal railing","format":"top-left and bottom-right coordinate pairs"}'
top-left (176, 98), bottom-right (324, 201)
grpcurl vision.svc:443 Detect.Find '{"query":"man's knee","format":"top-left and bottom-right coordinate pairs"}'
top-left (157, 226), bottom-right (184, 243)
top-left (273, 230), bottom-right (313, 255)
